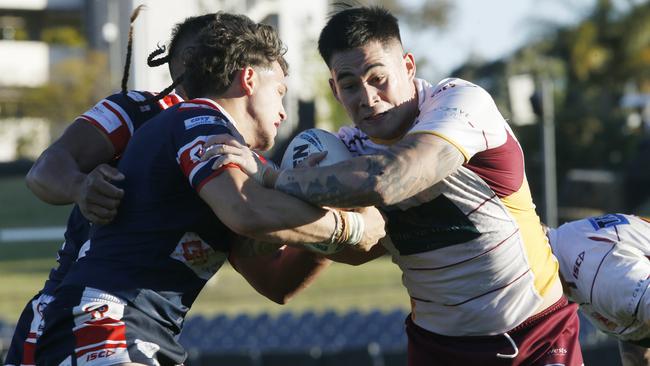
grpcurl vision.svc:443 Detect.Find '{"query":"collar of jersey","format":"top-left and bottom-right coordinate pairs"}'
top-left (368, 135), bottom-right (404, 145)
top-left (188, 98), bottom-right (238, 128)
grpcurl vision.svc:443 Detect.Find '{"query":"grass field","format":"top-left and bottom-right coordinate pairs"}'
top-left (0, 241), bottom-right (408, 325)
top-left (0, 176), bottom-right (71, 228)
top-left (0, 176), bottom-right (409, 325)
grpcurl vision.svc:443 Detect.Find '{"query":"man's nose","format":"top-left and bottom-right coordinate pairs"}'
top-left (360, 85), bottom-right (379, 107)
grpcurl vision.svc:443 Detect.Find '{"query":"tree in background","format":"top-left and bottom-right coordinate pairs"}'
top-left (22, 51), bottom-right (111, 137)
top-left (453, 0), bottom-right (650, 214)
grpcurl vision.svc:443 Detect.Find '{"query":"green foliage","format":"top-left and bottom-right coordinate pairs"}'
top-left (12, 28), bottom-right (28, 41)
top-left (453, 0), bottom-right (650, 178)
top-left (22, 51), bottom-right (112, 131)
top-left (41, 26), bottom-right (86, 47)
top-left (318, 85), bottom-right (351, 130)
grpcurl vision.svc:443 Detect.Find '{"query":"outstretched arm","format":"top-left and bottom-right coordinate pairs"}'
top-left (325, 239), bottom-right (387, 266)
top-left (26, 119), bottom-right (125, 224)
top-left (198, 167), bottom-right (386, 251)
top-left (202, 133), bottom-right (463, 208)
top-left (272, 133), bottom-right (462, 208)
top-left (229, 237), bottom-right (331, 304)
top-left (229, 234), bottom-right (388, 304)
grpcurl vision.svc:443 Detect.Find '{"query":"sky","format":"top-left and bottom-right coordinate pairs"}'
top-left (402, 0), bottom-right (597, 81)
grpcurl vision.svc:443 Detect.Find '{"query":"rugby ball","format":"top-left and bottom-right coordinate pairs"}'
top-left (280, 128), bottom-right (352, 169)
top-left (280, 128), bottom-right (352, 255)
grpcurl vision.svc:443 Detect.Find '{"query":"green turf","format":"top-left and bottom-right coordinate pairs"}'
top-left (0, 176), bottom-right (71, 227)
top-left (0, 241), bottom-right (62, 322)
top-left (190, 256), bottom-right (409, 318)
top-left (0, 240), bottom-right (408, 325)
top-left (0, 175), bottom-right (409, 325)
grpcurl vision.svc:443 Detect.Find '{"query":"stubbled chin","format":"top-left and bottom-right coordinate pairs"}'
top-left (358, 124), bottom-right (392, 140)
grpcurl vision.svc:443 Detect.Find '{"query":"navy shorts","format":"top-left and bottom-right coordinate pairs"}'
top-left (35, 286), bottom-right (186, 366)
top-left (4, 292), bottom-right (54, 366)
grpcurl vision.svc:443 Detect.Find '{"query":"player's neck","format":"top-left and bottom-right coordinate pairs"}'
top-left (209, 96), bottom-right (257, 148)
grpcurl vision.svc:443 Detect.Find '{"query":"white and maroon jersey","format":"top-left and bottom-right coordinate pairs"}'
top-left (548, 214), bottom-right (650, 342)
top-left (78, 91), bottom-right (183, 158)
top-left (338, 78), bottom-right (558, 336)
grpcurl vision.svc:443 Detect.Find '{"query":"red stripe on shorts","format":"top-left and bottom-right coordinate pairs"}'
top-left (74, 321), bottom-right (127, 356)
top-left (21, 341), bottom-right (36, 365)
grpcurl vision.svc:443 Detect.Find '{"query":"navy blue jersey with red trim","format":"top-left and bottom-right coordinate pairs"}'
top-left (41, 206), bottom-right (90, 295)
top-left (40, 91), bottom-right (183, 296)
top-left (61, 98), bottom-right (237, 314)
top-left (4, 91), bottom-right (183, 366)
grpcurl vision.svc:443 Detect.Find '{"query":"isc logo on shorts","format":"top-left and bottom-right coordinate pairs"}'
top-left (86, 349), bottom-right (116, 361)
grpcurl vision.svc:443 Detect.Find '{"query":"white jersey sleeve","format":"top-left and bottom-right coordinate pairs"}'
top-left (550, 214), bottom-right (650, 342)
top-left (337, 125), bottom-right (387, 156)
top-left (77, 91), bottom-right (183, 157)
top-left (407, 78), bottom-right (509, 161)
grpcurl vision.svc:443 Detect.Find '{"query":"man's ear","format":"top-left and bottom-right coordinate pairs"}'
top-left (240, 66), bottom-right (256, 96)
top-left (328, 78), bottom-right (340, 102)
top-left (404, 52), bottom-right (416, 81)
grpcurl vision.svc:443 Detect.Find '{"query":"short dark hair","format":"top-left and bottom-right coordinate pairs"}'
top-left (318, 6), bottom-right (402, 67)
top-left (183, 12), bottom-right (288, 99)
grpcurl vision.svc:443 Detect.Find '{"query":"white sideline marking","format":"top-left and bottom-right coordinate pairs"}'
top-left (0, 226), bottom-right (65, 243)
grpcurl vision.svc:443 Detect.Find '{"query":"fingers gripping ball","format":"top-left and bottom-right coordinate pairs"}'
top-left (281, 128), bottom-right (352, 169)
top-left (281, 128), bottom-right (353, 255)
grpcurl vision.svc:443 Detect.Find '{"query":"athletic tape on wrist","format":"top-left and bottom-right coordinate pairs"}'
top-left (328, 209), bottom-right (343, 246)
top-left (345, 211), bottom-right (365, 246)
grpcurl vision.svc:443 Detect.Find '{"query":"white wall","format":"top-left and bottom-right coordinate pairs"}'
top-left (0, 118), bottom-right (50, 161)
top-left (131, 0), bottom-right (202, 93)
top-left (0, 0), bottom-right (80, 10)
top-left (128, 0), bottom-right (328, 147)
top-left (0, 41), bottom-right (48, 87)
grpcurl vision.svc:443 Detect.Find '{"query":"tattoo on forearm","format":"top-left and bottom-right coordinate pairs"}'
top-left (276, 137), bottom-right (462, 208)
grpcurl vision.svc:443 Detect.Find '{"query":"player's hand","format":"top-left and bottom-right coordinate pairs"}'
top-left (201, 135), bottom-right (278, 187)
top-left (74, 164), bottom-right (124, 225)
top-left (354, 206), bottom-right (386, 252)
top-left (295, 151), bottom-right (327, 168)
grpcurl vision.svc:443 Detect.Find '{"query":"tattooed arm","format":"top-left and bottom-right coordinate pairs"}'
top-left (199, 168), bottom-right (385, 249)
top-left (273, 133), bottom-right (464, 208)
top-left (618, 340), bottom-right (650, 366)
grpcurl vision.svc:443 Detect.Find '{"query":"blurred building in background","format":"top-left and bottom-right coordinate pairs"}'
top-left (0, 0), bottom-right (328, 162)
top-left (0, 0), bottom-right (83, 161)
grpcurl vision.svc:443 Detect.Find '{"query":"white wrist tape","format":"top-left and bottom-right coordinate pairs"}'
top-left (343, 211), bottom-right (365, 246)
